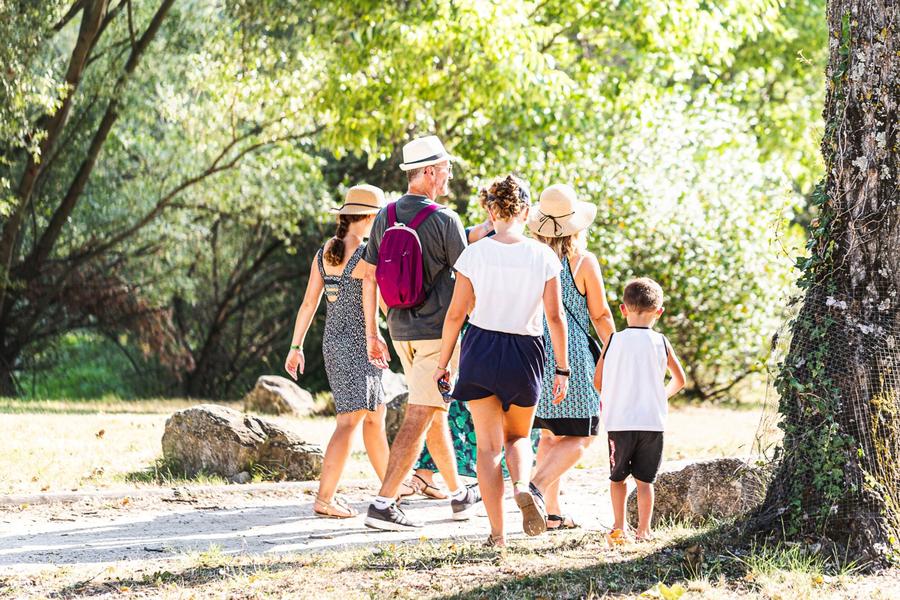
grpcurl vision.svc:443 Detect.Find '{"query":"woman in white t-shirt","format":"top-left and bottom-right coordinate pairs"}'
top-left (433, 175), bottom-right (569, 547)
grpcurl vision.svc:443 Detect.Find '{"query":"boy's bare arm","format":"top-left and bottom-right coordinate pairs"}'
top-left (664, 339), bottom-right (686, 398)
top-left (593, 355), bottom-right (604, 393)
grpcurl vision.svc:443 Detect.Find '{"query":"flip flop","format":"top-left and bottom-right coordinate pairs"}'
top-left (514, 490), bottom-right (547, 536)
top-left (412, 474), bottom-right (449, 499)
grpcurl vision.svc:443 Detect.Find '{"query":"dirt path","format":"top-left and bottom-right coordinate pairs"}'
top-left (0, 468), bottom-right (619, 571)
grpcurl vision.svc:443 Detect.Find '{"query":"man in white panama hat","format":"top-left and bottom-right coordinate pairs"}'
top-left (360, 135), bottom-right (482, 531)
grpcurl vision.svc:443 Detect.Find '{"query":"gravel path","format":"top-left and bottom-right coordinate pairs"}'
top-left (0, 469), bottom-right (619, 570)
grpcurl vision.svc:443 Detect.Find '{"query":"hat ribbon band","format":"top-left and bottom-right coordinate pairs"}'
top-left (403, 152), bottom-right (446, 166)
top-left (335, 202), bottom-right (380, 210)
top-left (538, 211), bottom-right (575, 235)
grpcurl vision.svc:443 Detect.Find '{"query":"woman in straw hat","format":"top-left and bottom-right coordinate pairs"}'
top-left (433, 175), bottom-right (570, 546)
top-left (528, 183), bottom-right (616, 530)
top-left (285, 184), bottom-right (393, 519)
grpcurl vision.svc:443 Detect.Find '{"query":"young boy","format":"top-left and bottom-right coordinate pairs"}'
top-left (594, 277), bottom-right (686, 543)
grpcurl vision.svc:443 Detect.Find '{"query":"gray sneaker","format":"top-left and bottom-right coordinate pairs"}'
top-left (364, 502), bottom-right (422, 531)
top-left (451, 484), bottom-right (482, 521)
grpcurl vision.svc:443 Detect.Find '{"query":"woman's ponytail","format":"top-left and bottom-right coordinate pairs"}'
top-left (323, 214), bottom-right (369, 266)
top-left (324, 216), bottom-right (351, 266)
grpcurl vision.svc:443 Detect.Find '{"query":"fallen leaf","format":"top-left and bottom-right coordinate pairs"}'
top-left (40, 485), bottom-right (49, 492)
top-left (642, 582), bottom-right (686, 599)
top-left (120, 496), bottom-right (131, 506)
top-left (96, 429), bottom-right (105, 439)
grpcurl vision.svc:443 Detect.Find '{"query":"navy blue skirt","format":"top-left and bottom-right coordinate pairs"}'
top-left (452, 324), bottom-right (545, 411)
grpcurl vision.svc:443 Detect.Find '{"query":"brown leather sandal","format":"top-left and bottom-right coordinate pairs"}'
top-left (397, 478), bottom-right (418, 498)
top-left (412, 474), bottom-right (449, 500)
top-left (313, 495), bottom-right (358, 519)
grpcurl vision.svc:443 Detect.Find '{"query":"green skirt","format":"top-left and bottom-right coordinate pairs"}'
top-left (415, 399), bottom-right (541, 478)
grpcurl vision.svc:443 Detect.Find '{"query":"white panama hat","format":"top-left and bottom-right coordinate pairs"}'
top-left (329, 184), bottom-right (385, 215)
top-left (527, 183), bottom-right (597, 238)
top-left (399, 135), bottom-right (459, 171)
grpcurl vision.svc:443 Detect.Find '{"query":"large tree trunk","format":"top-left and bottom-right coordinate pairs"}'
top-left (756, 0), bottom-right (899, 559)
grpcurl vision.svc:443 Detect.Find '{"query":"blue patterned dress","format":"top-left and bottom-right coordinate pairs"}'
top-left (535, 256), bottom-right (602, 428)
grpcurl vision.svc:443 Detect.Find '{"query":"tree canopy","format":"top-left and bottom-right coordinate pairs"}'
top-left (1, 0), bottom-right (826, 398)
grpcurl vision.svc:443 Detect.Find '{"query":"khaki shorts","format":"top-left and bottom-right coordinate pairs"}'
top-left (393, 338), bottom-right (461, 411)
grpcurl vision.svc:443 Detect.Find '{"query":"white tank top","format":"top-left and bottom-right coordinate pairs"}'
top-left (600, 327), bottom-right (669, 432)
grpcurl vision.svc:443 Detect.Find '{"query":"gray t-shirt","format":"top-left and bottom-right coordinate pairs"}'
top-left (363, 194), bottom-right (467, 341)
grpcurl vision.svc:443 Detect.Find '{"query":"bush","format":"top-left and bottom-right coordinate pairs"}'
top-left (584, 95), bottom-right (804, 400)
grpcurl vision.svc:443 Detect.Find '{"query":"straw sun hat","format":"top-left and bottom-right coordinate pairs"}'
top-left (330, 184), bottom-right (385, 215)
top-left (527, 183), bottom-right (597, 238)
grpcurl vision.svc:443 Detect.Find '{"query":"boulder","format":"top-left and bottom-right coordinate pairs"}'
top-left (243, 375), bottom-right (316, 416)
top-left (626, 458), bottom-right (767, 526)
top-left (384, 391), bottom-right (408, 445)
top-left (162, 404), bottom-right (323, 481)
top-left (381, 370), bottom-right (408, 401)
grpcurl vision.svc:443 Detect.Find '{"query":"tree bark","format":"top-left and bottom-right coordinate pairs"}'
top-left (756, 0), bottom-right (899, 560)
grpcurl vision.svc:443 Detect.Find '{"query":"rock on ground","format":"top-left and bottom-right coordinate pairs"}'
top-left (243, 375), bottom-right (316, 416)
top-left (627, 457), bottom-right (767, 526)
top-left (381, 369), bottom-right (408, 401)
top-left (384, 391), bottom-right (409, 445)
top-left (162, 404), bottom-right (323, 480)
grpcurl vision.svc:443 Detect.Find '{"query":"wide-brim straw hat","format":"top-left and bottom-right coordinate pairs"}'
top-left (399, 135), bottom-right (459, 171)
top-left (330, 184), bottom-right (385, 215)
top-left (527, 183), bottom-right (597, 238)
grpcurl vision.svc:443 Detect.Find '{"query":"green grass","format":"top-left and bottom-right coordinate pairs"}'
top-left (19, 331), bottom-right (170, 400)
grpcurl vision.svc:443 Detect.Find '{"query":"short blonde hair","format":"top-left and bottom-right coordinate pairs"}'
top-left (623, 277), bottom-right (664, 312)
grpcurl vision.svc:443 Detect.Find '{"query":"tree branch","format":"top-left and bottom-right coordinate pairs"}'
top-left (19, 0), bottom-right (175, 278)
top-left (64, 124), bottom-right (323, 266)
top-left (52, 0), bottom-right (87, 32)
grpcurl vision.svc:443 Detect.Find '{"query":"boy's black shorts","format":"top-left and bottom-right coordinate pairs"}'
top-left (607, 431), bottom-right (664, 483)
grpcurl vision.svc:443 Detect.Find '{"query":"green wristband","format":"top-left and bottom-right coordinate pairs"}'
top-left (290, 344), bottom-right (302, 350)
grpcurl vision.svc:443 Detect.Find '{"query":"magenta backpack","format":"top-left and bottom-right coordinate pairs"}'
top-left (376, 201), bottom-right (444, 309)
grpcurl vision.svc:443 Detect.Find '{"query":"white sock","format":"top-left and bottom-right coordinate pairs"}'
top-left (449, 488), bottom-right (466, 501)
top-left (373, 496), bottom-right (394, 510)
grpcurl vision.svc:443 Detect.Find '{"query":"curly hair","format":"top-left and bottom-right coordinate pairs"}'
top-left (323, 214), bottom-right (370, 266)
top-left (478, 175), bottom-right (530, 221)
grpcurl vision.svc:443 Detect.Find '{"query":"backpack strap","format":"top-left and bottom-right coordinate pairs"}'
top-left (387, 201), bottom-right (399, 226)
top-left (407, 203), bottom-right (444, 229)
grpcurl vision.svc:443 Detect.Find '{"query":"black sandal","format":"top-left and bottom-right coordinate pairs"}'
top-left (546, 514), bottom-right (579, 530)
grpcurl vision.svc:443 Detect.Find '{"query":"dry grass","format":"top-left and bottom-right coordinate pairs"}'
top-left (0, 398), bottom-right (779, 496)
top-left (2, 521), bottom-right (896, 599)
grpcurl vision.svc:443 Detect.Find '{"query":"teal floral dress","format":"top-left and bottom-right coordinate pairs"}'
top-left (535, 257), bottom-right (602, 425)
